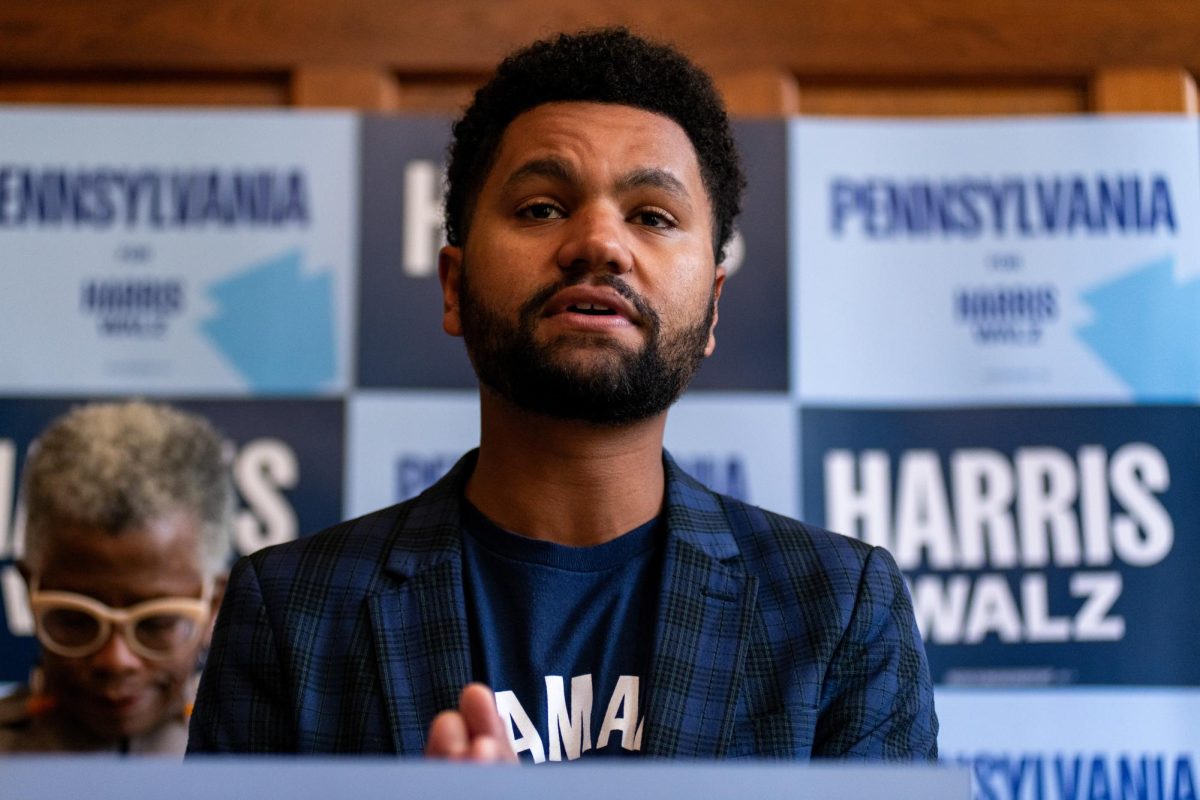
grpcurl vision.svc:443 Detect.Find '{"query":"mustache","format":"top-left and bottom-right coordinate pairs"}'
top-left (518, 274), bottom-right (658, 327)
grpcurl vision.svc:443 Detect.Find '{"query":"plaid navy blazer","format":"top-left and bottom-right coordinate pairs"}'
top-left (188, 450), bottom-right (937, 759)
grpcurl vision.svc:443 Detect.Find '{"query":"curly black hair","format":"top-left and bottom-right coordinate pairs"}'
top-left (444, 27), bottom-right (745, 264)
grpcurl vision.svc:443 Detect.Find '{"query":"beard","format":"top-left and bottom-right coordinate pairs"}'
top-left (458, 268), bottom-right (714, 426)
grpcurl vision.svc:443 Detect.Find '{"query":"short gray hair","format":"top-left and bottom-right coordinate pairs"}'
top-left (21, 401), bottom-right (235, 576)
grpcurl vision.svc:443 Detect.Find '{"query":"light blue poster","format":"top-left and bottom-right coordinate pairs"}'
top-left (345, 391), bottom-right (481, 516)
top-left (790, 116), bottom-right (1200, 405)
top-left (0, 108), bottom-right (357, 395)
top-left (344, 392), bottom-right (797, 521)
top-left (665, 393), bottom-right (797, 518)
top-left (937, 687), bottom-right (1200, 800)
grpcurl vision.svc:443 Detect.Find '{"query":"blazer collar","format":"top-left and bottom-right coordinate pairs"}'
top-left (661, 450), bottom-right (742, 561)
top-left (380, 450), bottom-right (478, 580)
top-left (644, 451), bottom-right (757, 758)
top-left (381, 448), bottom-right (744, 575)
top-left (372, 450), bottom-right (477, 754)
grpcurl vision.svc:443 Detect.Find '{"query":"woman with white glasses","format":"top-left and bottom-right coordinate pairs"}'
top-left (0, 401), bottom-right (233, 755)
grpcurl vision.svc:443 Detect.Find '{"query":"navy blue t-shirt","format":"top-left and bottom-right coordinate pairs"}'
top-left (461, 501), bottom-right (663, 763)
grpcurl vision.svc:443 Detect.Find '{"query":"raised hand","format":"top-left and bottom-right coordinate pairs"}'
top-left (425, 683), bottom-right (519, 763)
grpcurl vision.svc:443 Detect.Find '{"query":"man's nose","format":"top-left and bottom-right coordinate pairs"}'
top-left (89, 628), bottom-right (143, 673)
top-left (556, 206), bottom-right (633, 276)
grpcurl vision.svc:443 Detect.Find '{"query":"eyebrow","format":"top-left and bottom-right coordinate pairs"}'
top-left (501, 157), bottom-right (576, 191)
top-left (501, 158), bottom-right (694, 209)
top-left (614, 167), bottom-right (691, 204)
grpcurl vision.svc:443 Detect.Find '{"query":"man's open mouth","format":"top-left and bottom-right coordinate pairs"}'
top-left (568, 303), bottom-right (618, 316)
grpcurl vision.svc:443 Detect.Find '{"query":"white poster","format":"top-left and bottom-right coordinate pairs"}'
top-left (345, 392), bottom-right (797, 521)
top-left (937, 687), bottom-right (1200, 799)
top-left (345, 391), bottom-right (480, 517)
top-left (665, 393), bottom-right (797, 518)
top-left (0, 107), bottom-right (357, 394)
top-left (790, 116), bottom-right (1200, 406)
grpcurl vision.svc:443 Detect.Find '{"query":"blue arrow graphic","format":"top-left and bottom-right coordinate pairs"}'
top-left (1077, 254), bottom-right (1200, 401)
top-left (201, 250), bottom-right (337, 392)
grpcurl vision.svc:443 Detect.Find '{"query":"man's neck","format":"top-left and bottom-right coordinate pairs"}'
top-left (465, 392), bottom-right (668, 547)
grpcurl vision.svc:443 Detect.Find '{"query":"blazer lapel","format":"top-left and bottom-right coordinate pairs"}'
top-left (367, 453), bottom-right (475, 755)
top-left (642, 455), bottom-right (758, 758)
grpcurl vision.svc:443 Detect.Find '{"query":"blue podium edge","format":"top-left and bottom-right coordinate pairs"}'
top-left (1, 756), bottom-right (970, 800)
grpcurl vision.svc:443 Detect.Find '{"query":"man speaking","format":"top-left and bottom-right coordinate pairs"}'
top-left (188, 27), bottom-right (937, 761)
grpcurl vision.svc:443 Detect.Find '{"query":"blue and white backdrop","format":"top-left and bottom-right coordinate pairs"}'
top-left (1, 107), bottom-right (1197, 796)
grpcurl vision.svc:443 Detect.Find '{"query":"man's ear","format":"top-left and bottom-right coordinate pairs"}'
top-left (439, 245), bottom-right (465, 338)
top-left (704, 265), bottom-right (727, 357)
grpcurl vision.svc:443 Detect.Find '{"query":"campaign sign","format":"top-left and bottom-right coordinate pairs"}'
top-left (790, 117), bottom-right (1200, 405)
top-left (0, 108), bottom-right (357, 395)
top-left (356, 116), bottom-right (477, 389)
top-left (664, 393), bottom-right (797, 517)
top-left (345, 391), bottom-right (481, 517)
top-left (355, 117), bottom-right (789, 391)
top-left (346, 392), bottom-right (797, 520)
top-left (800, 406), bottom-right (1200, 686)
top-left (937, 687), bottom-right (1200, 800)
top-left (0, 396), bottom-right (345, 683)
top-left (688, 120), bottom-right (789, 392)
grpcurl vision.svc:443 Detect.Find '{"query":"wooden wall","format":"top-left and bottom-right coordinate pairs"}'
top-left (0, 0), bottom-right (1197, 115)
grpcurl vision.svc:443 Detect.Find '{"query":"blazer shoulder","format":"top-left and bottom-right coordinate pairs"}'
top-left (241, 448), bottom-right (475, 584)
top-left (722, 490), bottom-right (872, 557)
top-left (244, 502), bottom-right (408, 573)
top-left (712, 491), bottom-right (883, 602)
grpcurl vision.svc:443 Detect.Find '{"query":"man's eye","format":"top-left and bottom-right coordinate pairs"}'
top-left (519, 202), bottom-right (564, 220)
top-left (633, 209), bottom-right (676, 229)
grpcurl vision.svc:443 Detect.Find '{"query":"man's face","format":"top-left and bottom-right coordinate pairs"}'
top-left (439, 101), bottom-right (725, 425)
top-left (27, 512), bottom-right (216, 741)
